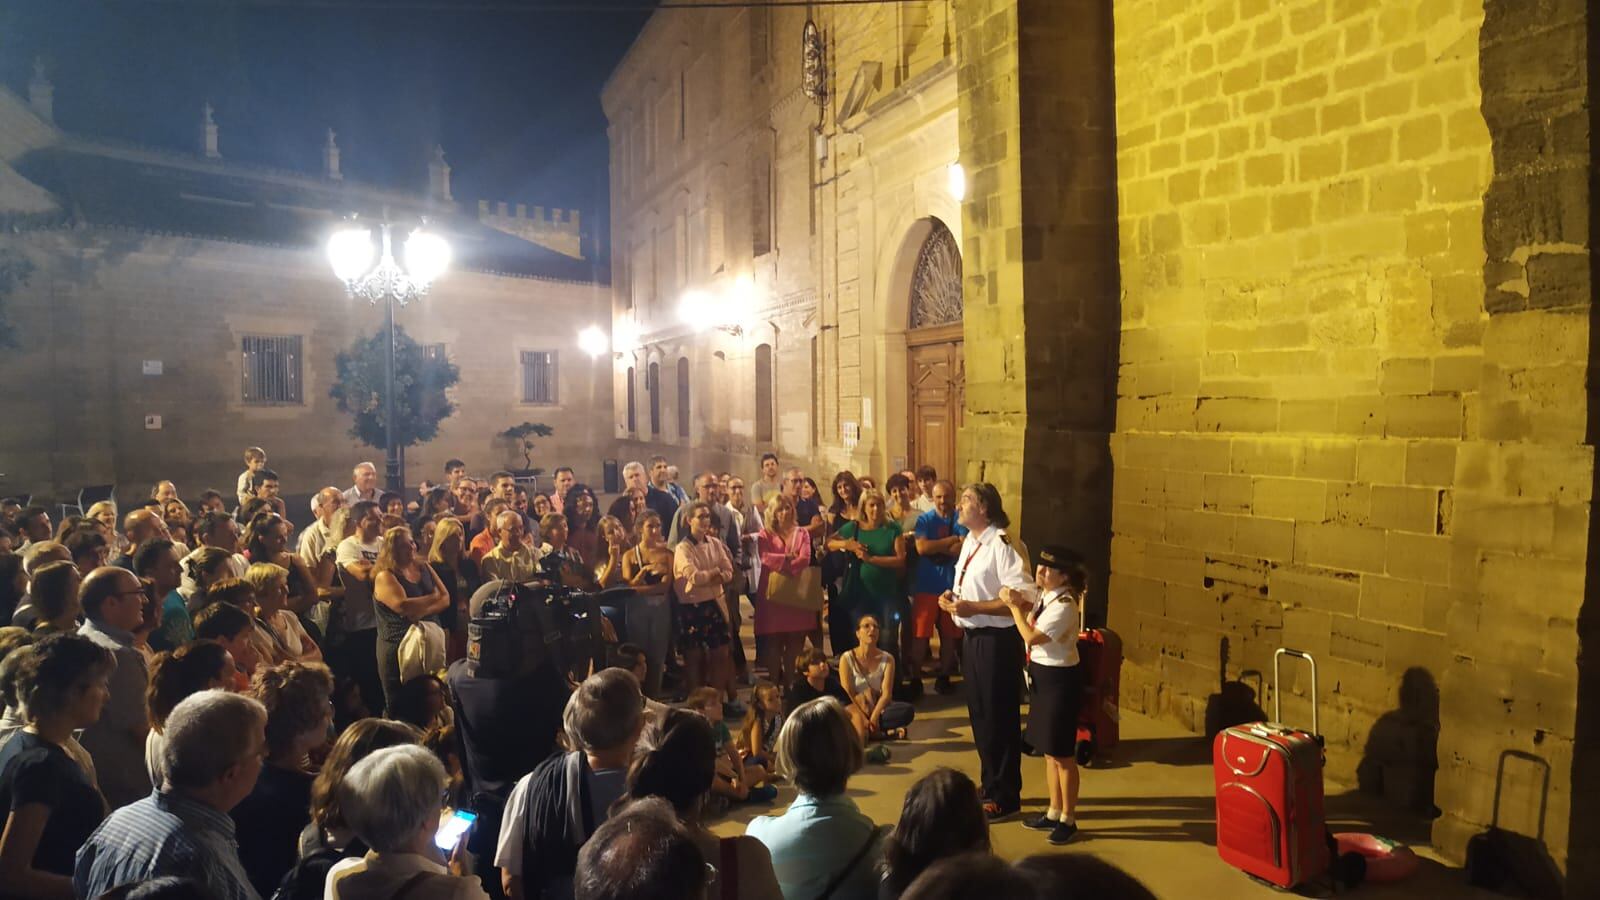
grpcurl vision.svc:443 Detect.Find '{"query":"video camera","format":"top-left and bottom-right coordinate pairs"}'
top-left (467, 574), bottom-right (633, 682)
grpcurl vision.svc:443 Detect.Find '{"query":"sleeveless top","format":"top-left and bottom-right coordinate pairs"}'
top-left (375, 568), bottom-right (434, 644)
top-left (845, 649), bottom-right (890, 700)
top-left (632, 545), bottom-right (667, 585)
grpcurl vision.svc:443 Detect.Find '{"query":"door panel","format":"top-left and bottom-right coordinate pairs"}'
top-left (909, 339), bottom-right (963, 480)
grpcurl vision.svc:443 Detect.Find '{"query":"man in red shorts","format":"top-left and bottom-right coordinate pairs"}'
top-left (911, 480), bottom-right (967, 694)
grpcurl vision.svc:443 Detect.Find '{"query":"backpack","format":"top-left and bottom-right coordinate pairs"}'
top-left (271, 845), bottom-right (350, 900)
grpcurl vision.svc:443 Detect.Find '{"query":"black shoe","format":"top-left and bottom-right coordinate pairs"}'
top-left (934, 675), bottom-right (954, 695)
top-left (1022, 813), bottom-right (1057, 831)
top-left (983, 801), bottom-right (1019, 822)
top-left (1047, 822), bottom-right (1079, 845)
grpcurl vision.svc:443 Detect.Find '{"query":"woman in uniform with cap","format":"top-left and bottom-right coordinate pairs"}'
top-left (1001, 544), bottom-right (1089, 845)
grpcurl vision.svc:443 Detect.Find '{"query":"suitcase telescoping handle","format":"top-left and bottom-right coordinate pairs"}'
top-left (1272, 648), bottom-right (1318, 737)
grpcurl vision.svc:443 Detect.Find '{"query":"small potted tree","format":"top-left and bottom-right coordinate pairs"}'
top-left (500, 421), bottom-right (554, 478)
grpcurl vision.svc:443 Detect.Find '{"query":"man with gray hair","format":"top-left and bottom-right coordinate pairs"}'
top-left (605, 461), bottom-right (648, 526)
top-left (344, 461), bottom-right (380, 506)
top-left (496, 668), bottom-right (645, 900)
top-left (75, 690), bottom-right (267, 900)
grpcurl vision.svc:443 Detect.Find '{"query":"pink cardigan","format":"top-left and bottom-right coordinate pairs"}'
top-left (674, 537), bottom-right (734, 604)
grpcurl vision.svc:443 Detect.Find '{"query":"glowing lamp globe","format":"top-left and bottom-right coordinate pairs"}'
top-left (947, 163), bottom-right (967, 202)
top-left (327, 227), bottom-right (375, 283)
top-left (678, 289), bottom-right (713, 330)
top-left (404, 229), bottom-right (452, 286)
top-left (578, 325), bottom-right (610, 357)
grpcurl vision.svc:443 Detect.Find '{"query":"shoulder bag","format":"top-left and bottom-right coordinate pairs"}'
top-left (817, 827), bottom-right (882, 900)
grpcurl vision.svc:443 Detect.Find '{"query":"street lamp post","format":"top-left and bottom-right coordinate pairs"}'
top-left (328, 220), bottom-right (451, 492)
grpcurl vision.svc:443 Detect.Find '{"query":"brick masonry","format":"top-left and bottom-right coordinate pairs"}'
top-left (953, 0), bottom-right (1121, 620)
top-left (1082, 0), bottom-right (1594, 881)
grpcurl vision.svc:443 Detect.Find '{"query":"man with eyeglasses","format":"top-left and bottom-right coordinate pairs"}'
top-left (78, 566), bottom-right (155, 809)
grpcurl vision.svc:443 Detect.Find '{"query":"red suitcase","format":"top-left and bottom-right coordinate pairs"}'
top-left (1214, 648), bottom-right (1331, 889)
top-left (1074, 627), bottom-right (1122, 765)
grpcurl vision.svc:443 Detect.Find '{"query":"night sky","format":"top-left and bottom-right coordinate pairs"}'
top-left (1, 0), bottom-right (655, 250)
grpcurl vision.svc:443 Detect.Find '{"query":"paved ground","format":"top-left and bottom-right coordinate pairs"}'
top-left (707, 680), bottom-right (1494, 898)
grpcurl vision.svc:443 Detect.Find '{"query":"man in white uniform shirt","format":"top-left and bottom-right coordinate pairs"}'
top-left (939, 482), bottom-right (1033, 820)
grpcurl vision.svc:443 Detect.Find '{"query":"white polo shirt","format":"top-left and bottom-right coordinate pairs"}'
top-left (1029, 587), bottom-right (1082, 667)
top-left (951, 525), bottom-right (1032, 630)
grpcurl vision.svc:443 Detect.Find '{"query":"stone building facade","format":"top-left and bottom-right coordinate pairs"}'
top-left (602, 1), bottom-right (966, 484)
top-left (0, 85), bottom-right (614, 506)
top-left (613, 0), bottom-right (1596, 887)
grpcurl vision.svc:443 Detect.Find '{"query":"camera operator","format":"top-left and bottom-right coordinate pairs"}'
top-left (447, 581), bottom-right (575, 896)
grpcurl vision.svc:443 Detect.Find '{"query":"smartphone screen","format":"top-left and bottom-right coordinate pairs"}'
top-left (434, 809), bottom-right (476, 852)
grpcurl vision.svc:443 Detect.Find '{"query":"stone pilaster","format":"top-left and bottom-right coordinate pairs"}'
top-left (954, 0), bottom-right (1120, 617)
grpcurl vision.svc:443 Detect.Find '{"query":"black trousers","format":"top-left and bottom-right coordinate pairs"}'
top-left (963, 626), bottom-right (1024, 808)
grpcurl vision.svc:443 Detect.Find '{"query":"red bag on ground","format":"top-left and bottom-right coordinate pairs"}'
top-left (1213, 648), bottom-right (1331, 890)
top-left (1073, 626), bottom-right (1122, 765)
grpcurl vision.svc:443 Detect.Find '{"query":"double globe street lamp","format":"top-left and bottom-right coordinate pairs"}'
top-left (328, 220), bottom-right (451, 492)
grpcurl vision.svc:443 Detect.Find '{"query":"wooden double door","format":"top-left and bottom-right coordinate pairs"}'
top-left (907, 323), bottom-right (965, 481)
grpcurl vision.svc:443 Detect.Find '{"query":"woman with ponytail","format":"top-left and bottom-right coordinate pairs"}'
top-left (623, 708), bottom-right (783, 900)
top-left (144, 639), bottom-right (239, 785)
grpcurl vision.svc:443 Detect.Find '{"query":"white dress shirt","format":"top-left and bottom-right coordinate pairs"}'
top-left (951, 525), bottom-right (1032, 630)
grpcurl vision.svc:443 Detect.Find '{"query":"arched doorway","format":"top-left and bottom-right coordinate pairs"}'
top-left (906, 220), bottom-right (964, 481)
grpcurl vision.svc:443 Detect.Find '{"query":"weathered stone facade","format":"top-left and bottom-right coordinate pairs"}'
top-left (1097, 0), bottom-right (1594, 879)
top-left (602, 1), bottom-right (964, 482)
top-left (613, 4), bottom-right (1597, 881)
top-left (0, 89), bottom-right (614, 505)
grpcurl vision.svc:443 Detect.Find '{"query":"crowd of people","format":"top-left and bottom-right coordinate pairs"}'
top-left (0, 445), bottom-right (1151, 900)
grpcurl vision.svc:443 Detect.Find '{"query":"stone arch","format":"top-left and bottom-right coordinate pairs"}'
top-left (878, 214), bottom-right (964, 473)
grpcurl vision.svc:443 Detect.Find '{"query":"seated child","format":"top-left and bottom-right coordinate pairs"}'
top-left (736, 680), bottom-right (784, 782)
top-left (685, 687), bottom-right (777, 804)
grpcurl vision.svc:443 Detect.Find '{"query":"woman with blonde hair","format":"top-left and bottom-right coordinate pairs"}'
top-left (245, 562), bottom-right (323, 663)
top-left (755, 493), bottom-right (816, 688)
top-left (747, 697), bottom-right (879, 900)
top-left (826, 489), bottom-right (906, 656)
top-left (373, 526), bottom-right (449, 715)
top-left (428, 517), bottom-right (477, 662)
top-left (85, 501), bottom-right (124, 557)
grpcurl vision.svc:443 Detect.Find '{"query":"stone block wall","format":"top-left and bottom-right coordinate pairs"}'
top-left (0, 231), bottom-right (615, 506)
top-left (955, 0), bottom-right (1121, 617)
top-left (1106, 0), bottom-right (1593, 879)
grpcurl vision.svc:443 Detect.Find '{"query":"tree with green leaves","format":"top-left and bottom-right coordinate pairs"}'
top-left (500, 422), bottom-right (554, 474)
top-left (329, 325), bottom-right (460, 458)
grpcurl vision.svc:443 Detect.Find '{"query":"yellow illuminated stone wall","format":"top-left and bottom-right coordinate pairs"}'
top-left (1107, 0), bottom-right (1592, 873)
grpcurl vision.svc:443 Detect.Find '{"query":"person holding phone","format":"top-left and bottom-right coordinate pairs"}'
top-left (325, 744), bottom-right (489, 899)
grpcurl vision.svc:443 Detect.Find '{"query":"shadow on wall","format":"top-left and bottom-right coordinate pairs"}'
top-left (1202, 637), bottom-right (1267, 739)
top-left (1356, 667), bottom-right (1440, 817)
top-left (1464, 750), bottom-right (1564, 898)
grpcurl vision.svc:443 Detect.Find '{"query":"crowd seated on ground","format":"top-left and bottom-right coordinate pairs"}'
top-left (0, 452), bottom-right (1163, 899)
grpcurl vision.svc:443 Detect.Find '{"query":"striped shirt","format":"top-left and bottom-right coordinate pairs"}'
top-left (75, 789), bottom-right (261, 900)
